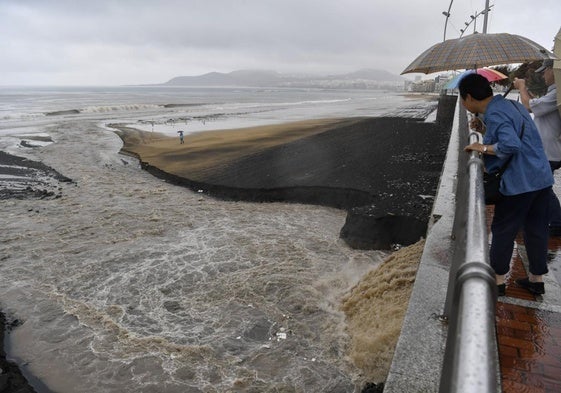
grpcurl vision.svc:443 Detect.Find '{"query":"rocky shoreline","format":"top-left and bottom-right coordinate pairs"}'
top-left (0, 151), bottom-right (72, 201)
top-left (0, 312), bottom-right (36, 393)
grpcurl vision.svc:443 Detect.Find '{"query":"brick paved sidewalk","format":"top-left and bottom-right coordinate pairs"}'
top-left (487, 206), bottom-right (561, 392)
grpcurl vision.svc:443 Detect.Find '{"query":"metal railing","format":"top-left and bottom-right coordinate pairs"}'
top-left (438, 104), bottom-right (501, 393)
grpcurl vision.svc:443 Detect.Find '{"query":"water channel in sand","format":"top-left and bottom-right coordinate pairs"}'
top-left (0, 117), bottom-right (388, 392)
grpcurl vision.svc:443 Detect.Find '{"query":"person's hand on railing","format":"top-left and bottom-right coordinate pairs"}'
top-left (464, 141), bottom-right (495, 156)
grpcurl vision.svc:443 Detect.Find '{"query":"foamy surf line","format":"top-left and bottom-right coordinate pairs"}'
top-left (122, 101), bottom-right (439, 136)
top-left (44, 103), bottom-right (207, 116)
top-left (42, 98), bottom-right (351, 118)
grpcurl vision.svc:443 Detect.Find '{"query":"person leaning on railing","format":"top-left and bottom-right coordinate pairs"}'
top-left (461, 73), bottom-right (553, 297)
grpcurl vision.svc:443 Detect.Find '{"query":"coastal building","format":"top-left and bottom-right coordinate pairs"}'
top-left (409, 78), bottom-right (436, 92)
top-left (408, 73), bottom-right (454, 93)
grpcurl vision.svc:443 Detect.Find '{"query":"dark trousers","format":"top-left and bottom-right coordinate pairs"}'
top-left (490, 187), bottom-right (550, 276)
top-left (549, 161), bottom-right (561, 227)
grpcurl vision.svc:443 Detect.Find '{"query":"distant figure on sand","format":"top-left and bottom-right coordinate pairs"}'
top-left (177, 130), bottom-right (184, 144)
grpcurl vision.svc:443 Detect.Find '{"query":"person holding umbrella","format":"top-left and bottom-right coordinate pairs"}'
top-left (177, 130), bottom-right (185, 144)
top-left (462, 73), bottom-right (553, 296)
top-left (513, 59), bottom-right (561, 236)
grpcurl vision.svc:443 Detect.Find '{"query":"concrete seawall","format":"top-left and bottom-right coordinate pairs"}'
top-left (384, 95), bottom-right (461, 392)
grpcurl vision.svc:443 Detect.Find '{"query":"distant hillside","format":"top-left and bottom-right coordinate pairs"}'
top-left (165, 70), bottom-right (284, 87)
top-left (163, 69), bottom-right (404, 88)
top-left (333, 68), bottom-right (404, 82)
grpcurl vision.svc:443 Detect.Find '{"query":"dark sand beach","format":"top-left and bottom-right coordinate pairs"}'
top-left (113, 94), bottom-right (456, 250)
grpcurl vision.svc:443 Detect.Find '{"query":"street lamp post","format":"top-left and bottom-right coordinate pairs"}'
top-left (442, 0), bottom-right (454, 41)
top-left (459, 4), bottom-right (493, 37)
top-left (482, 0), bottom-right (490, 33)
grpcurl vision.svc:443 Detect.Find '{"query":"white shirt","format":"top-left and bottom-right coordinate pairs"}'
top-left (530, 84), bottom-right (561, 161)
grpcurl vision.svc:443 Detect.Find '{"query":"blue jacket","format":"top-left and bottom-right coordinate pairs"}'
top-left (482, 95), bottom-right (553, 196)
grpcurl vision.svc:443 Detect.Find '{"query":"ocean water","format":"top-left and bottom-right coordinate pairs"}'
top-left (0, 85), bottom-right (433, 137)
top-left (0, 86), bottom-right (434, 392)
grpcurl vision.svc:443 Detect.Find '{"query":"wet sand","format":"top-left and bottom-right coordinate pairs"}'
top-left (112, 118), bottom-right (359, 179)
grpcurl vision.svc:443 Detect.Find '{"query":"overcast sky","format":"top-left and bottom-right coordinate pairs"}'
top-left (1, 0), bottom-right (559, 86)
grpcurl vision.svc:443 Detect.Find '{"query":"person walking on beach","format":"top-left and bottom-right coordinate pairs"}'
top-left (177, 130), bottom-right (185, 144)
top-left (513, 59), bottom-right (561, 236)
top-left (462, 74), bottom-right (553, 296)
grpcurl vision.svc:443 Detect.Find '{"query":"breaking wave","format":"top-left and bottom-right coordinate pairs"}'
top-left (80, 104), bottom-right (163, 113)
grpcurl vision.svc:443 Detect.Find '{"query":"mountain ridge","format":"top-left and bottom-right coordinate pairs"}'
top-left (162, 68), bottom-right (404, 88)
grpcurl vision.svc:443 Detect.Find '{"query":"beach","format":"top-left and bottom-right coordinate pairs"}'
top-left (0, 89), bottom-right (455, 392)
top-left (112, 94), bottom-right (455, 250)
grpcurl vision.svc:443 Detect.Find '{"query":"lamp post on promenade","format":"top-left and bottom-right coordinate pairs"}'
top-left (459, 4), bottom-right (493, 37)
top-left (482, 0), bottom-right (490, 33)
top-left (442, 0), bottom-right (454, 41)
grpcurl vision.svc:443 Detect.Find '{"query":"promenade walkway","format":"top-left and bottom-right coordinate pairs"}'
top-left (492, 174), bottom-right (561, 392)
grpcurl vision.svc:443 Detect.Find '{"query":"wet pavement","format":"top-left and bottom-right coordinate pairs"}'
top-left (488, 195), bottom-right (561, 392)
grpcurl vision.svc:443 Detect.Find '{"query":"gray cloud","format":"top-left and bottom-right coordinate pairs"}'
top-left (1, 0), bottom-right (559, 85)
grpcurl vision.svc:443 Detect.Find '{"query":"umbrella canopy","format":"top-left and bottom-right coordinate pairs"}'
top-left (402, 32), bottom-right (556, 75)
top-left (444, 68), bottom-right (508, 89)
top-left (554, 28), bottom-right (561, 117)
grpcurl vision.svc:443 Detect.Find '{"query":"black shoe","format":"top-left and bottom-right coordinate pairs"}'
top-left (515, 277), bottom-right (545, 295)
top-left (549, 226), bottom-right (561, 237)
top-left (497, 284), bottom-right (506, 297)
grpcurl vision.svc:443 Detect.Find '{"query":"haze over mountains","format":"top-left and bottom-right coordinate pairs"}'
top-left (161, 69), bottom-right (405, 89)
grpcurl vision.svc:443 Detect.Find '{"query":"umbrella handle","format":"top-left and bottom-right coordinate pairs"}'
top-left (503, 83), bottom-right (514, 97)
